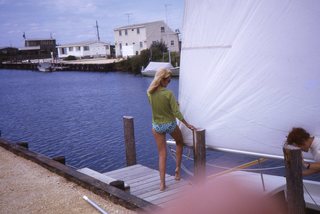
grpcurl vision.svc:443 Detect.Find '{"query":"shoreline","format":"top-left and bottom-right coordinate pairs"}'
top-left (0, 58), bottom-right (132, 73)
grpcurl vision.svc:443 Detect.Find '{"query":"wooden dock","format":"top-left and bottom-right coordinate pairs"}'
top-left (78, 164), bottom-right (191, 207)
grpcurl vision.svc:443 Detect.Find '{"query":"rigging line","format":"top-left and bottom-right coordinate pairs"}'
top-left (303, 183), bottom-right (320, 209)
top-left (177, 150), bottom-right (285, 171)
top-left (207, 158), bottom-right (267, 179)
top-left (182, 45), bottom-right (232, 50)
top-left (168, 146), bottom-right (194, 177)
top-left (258, 158), bottom-right (266, 192)
top-left (206, 163), bottom-right (285, 171)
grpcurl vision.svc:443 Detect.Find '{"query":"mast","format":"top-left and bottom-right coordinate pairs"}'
top-left (95, 20), bottom-right (100, 42)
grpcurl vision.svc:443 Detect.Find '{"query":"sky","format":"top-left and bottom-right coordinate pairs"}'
top-left (0, 0), bottom-right (184, 48)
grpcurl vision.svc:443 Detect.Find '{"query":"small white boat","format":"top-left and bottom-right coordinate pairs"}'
top-left (37, 62), bottom-right (55, 72)
top-left (141, 61), bottom-right (179, 77)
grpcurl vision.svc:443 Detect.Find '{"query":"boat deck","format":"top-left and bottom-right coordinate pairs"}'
top-left (78, 164), bottom-right (191, 207)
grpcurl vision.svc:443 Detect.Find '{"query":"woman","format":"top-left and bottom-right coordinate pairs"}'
top-left (147, 68), bottom-right (195, 191)
top-left (287, 127), bottom-right (320, 175)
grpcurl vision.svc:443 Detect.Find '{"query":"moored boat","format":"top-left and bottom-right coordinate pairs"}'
top-left (37, 62), bottom-right (55, 72)
top-left (141, 61), bottom-right (179, 77)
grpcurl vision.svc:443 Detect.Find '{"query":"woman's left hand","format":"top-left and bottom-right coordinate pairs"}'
top-left (186, 124), bottom-right (196, 130)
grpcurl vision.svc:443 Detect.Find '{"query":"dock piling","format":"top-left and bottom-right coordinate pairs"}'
top-left (123, 116), bottom-right (137, 166)
top-left (52, 156), bottom-right (66, 165)
top-left (283, 144), bottom-right (305, 214)
top-left (17, 142), bottom-right (29, 149)
top-left (193, 129), bottom-right (206, 179)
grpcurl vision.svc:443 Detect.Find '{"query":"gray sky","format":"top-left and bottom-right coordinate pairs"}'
top-left (0, 0), bottom-right (184, 47)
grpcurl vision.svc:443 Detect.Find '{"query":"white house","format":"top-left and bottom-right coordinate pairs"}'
top-left (57, 41), bottom-right (111, 58)
top-left (114, 21), bottom-right (180, 57)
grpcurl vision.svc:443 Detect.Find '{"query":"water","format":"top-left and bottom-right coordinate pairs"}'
top-left (1, 69), bottom-right (319, 180)
top-left (0, 69), bottom-right (181, 174)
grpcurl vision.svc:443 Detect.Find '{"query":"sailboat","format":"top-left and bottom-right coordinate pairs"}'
top-left (178, 0), bottom-right (320, 210)
top-left (141, 61), bottom-right (179, 77)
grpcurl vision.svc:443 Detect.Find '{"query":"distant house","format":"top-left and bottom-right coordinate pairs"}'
top-left (57, 41), bottom-right (111, 59)
top-left (19, 38), bottom-right (57, 60)
top-left (0, 47), bottom-right (19, 62)
top-left (114, 20), bottom-right (180, 57)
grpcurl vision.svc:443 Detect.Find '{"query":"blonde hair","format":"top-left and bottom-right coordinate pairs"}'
top-left (147, 68), bottom-right (172, 94)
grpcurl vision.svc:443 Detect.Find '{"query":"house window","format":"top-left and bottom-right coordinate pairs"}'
top-left (83, 46), bottom-right (89, 51)
top-left (105, 45), bottom-right (109, 50)
top-left (125, 29), bottom-right (128, 35)
top-left (161, 27), bottom-right (165, 33)
top-left (60, 48), bottom-right (67, 54)
top-left (137, 28), bottom-right (140, 34)
top-left (119, 43), bottom-right (122, 50)
top-left (76, 46), bottom-right (81, 51)
top-left (69, 47), bottom-right (73, 51)
top-left (125, 43), bottom-right (128, 46)
top-left (132, 29), bottom-right (134, 31)
top-left (140, 42), bottom-right (143, 48)
top-left (119, 30), bottom-right (122, 36)
top-left (171, 40), bottom-right (174, 46)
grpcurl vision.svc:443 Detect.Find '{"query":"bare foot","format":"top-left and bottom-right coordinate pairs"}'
top-left (175, 168), bottom-right (181, 181)
top-left (160, 183), bottom-right (166, 191)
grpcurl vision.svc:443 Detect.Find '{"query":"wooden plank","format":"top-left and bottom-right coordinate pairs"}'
top-left (130, 175), bottom-right (171, 187)
top-left (105, 165), bottom-right (151, 178)
top-left (149, 188), bottom-right (188, 205)
top-left (131, 176), bottom-right (175, 191)
top-left (124, 173), bottom-right (160, 184)
top-left (152, 190), bottom-right (186, 206)
top-left (113, 167), bottom-right (156, 180)
top-left (139, 180), bottom-right (189, 199)
top-left (103, 164), bottom-right (141, 176)
top-left (77, 168), bottom-right (130, 190)
top-left (132, 177), bottom-right (179, 195)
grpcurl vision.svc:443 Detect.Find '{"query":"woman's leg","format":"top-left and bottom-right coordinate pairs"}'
top-left (170, 126), bottom-right (184, 180)
top-left (152, 128), bottom-right (167, 191)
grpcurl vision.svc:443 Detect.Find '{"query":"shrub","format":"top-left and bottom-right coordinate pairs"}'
top-left (64, 55), bottom-right (77, 61)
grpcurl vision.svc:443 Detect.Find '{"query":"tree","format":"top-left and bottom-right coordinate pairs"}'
top-left (149, 41), bottom-right (168, 61)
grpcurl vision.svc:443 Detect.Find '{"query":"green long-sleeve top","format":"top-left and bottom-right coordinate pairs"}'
top-left (147, 87), bottom-right (184, 124)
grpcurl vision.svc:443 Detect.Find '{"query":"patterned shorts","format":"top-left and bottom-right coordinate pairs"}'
top-left (152, 121), bottom-right (177, 134)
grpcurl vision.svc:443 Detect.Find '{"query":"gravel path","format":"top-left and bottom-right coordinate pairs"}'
top-left (0, 147), bottom-right (136, 214)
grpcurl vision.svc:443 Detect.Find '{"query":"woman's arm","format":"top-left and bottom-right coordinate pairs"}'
top-left (303, 162), bottom-right (320, 176)
top-left (168, 92), bottom-right (195, 130)
top-left (181, 119), bottom-right (196, 130)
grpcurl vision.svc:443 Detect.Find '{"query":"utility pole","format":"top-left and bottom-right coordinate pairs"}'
top-left (95, 20), bottom-right (100, 42)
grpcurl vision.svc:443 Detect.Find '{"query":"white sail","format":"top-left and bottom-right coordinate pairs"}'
top-left (180, 0), bottom-right (320, 159)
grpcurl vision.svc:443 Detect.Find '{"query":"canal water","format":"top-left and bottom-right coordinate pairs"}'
top-left (1, 69), bottom-right (319, 180)
top-left (0, 69), bottom-right (184, 174)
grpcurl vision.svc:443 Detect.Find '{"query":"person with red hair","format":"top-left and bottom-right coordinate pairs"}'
top-left (287, 127), bottom-right (320, 175)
